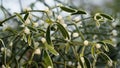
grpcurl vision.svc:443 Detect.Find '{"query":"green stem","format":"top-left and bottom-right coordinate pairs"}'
top-left (73, 23), bottom-right (85, 41)
top-left (54, 46), bottom-right (66, 61)
top-left (71, 46), bottom-right (78, 60)
top-left (93, 58), bottom-right (97, 68)
top-left (18, 46), bottom-right (31, 62)
top-left (0, 39), bottom-right (6, 65)
top-left (80, 46), bottom-right (86, 57)
top-left (0, 10), bottom-right (45, 25)
top-left (73, 16), bottom-right (93, 23)
top-left (28, 49), bottom-right (35, 64)
top-left (64, 60), bottom-right (67, 68)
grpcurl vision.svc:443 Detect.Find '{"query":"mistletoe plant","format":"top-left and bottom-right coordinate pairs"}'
top-left (0, 1), bottom-right (120, 68)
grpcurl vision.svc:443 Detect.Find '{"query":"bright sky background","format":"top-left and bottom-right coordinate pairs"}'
top-left (0, 0), bottom-right (112, 20)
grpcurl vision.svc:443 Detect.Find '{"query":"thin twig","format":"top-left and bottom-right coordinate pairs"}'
top-left (0, 10), bottom-right (45, 25)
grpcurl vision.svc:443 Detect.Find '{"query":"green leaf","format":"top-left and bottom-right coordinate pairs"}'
top-left (71, 10), bottom-right (86, 15)
top-left (84, 57), bottom-right (92, 68)
top-left (45, 44), bottom-right (59, 56)
top-left (103, 44), bottom-right (109, 52)
top-left (24, 13), bottom-right (29, 21)
top-left (102, 40), bottom-right (114, 45)
top-left (79, 57), bottom-right (84, 68)
top-left (65, 43), bottom-right (70, 54)
top-left (5, 28), bottom-right (17, 34)
top-left (27, 35), bottom-right (31, 46)
top-left (46, 25), bottom-right (52, 45)
top-left (91, 45), bottom-right (96, 59)
top-left (80, 46), bottom-right (85, 57)
top-left (99, 52), bottom-right (112, 63)
top-left (98, 40), bottom-right (113, 52)
top-left (15, 13), bottom-right (24, 23)
top-left (43, 50), bottom-right (53, 68)
top-left (22, 34), bottom-right (27, 42)
top-left (60, 6), bottom-right (76, 13)
top-left (27, 26), bottom-right (37, 32)
top-left (98, 41), bottom-right (109, 52)
top-left (100, 13), bottom-right (113, 20)
top-left (37, 28), bottom-right (46, 33)
top-left (57, 23), bottom-right (70, 39)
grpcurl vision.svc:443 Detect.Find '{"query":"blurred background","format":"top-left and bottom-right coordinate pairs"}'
top-left (0, 0), bottom-right (120, 67)
top-left (0, 0), bottom-right (120, 44)
top-left (0, 0), bottom-right (120, 19)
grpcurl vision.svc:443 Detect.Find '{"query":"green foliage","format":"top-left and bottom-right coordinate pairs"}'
top-left (43, 50), bottom-right (53, 68)
top-left (60, 6), bottom-right (76, 13)
top-left (0, 0), bottom-right (120, 68)
top-left (60, 6), bottom-right (86, 15)
top-left (71, 10), bottom-right (86, 15)
top-left (56, 22), bottom-right (70, 39)
top-left (100, 13), bottom-right (114, 20)
top-left (46, 25), bottom-right (52, 45)
top-left (24, 13), bottom-right (29, 21)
